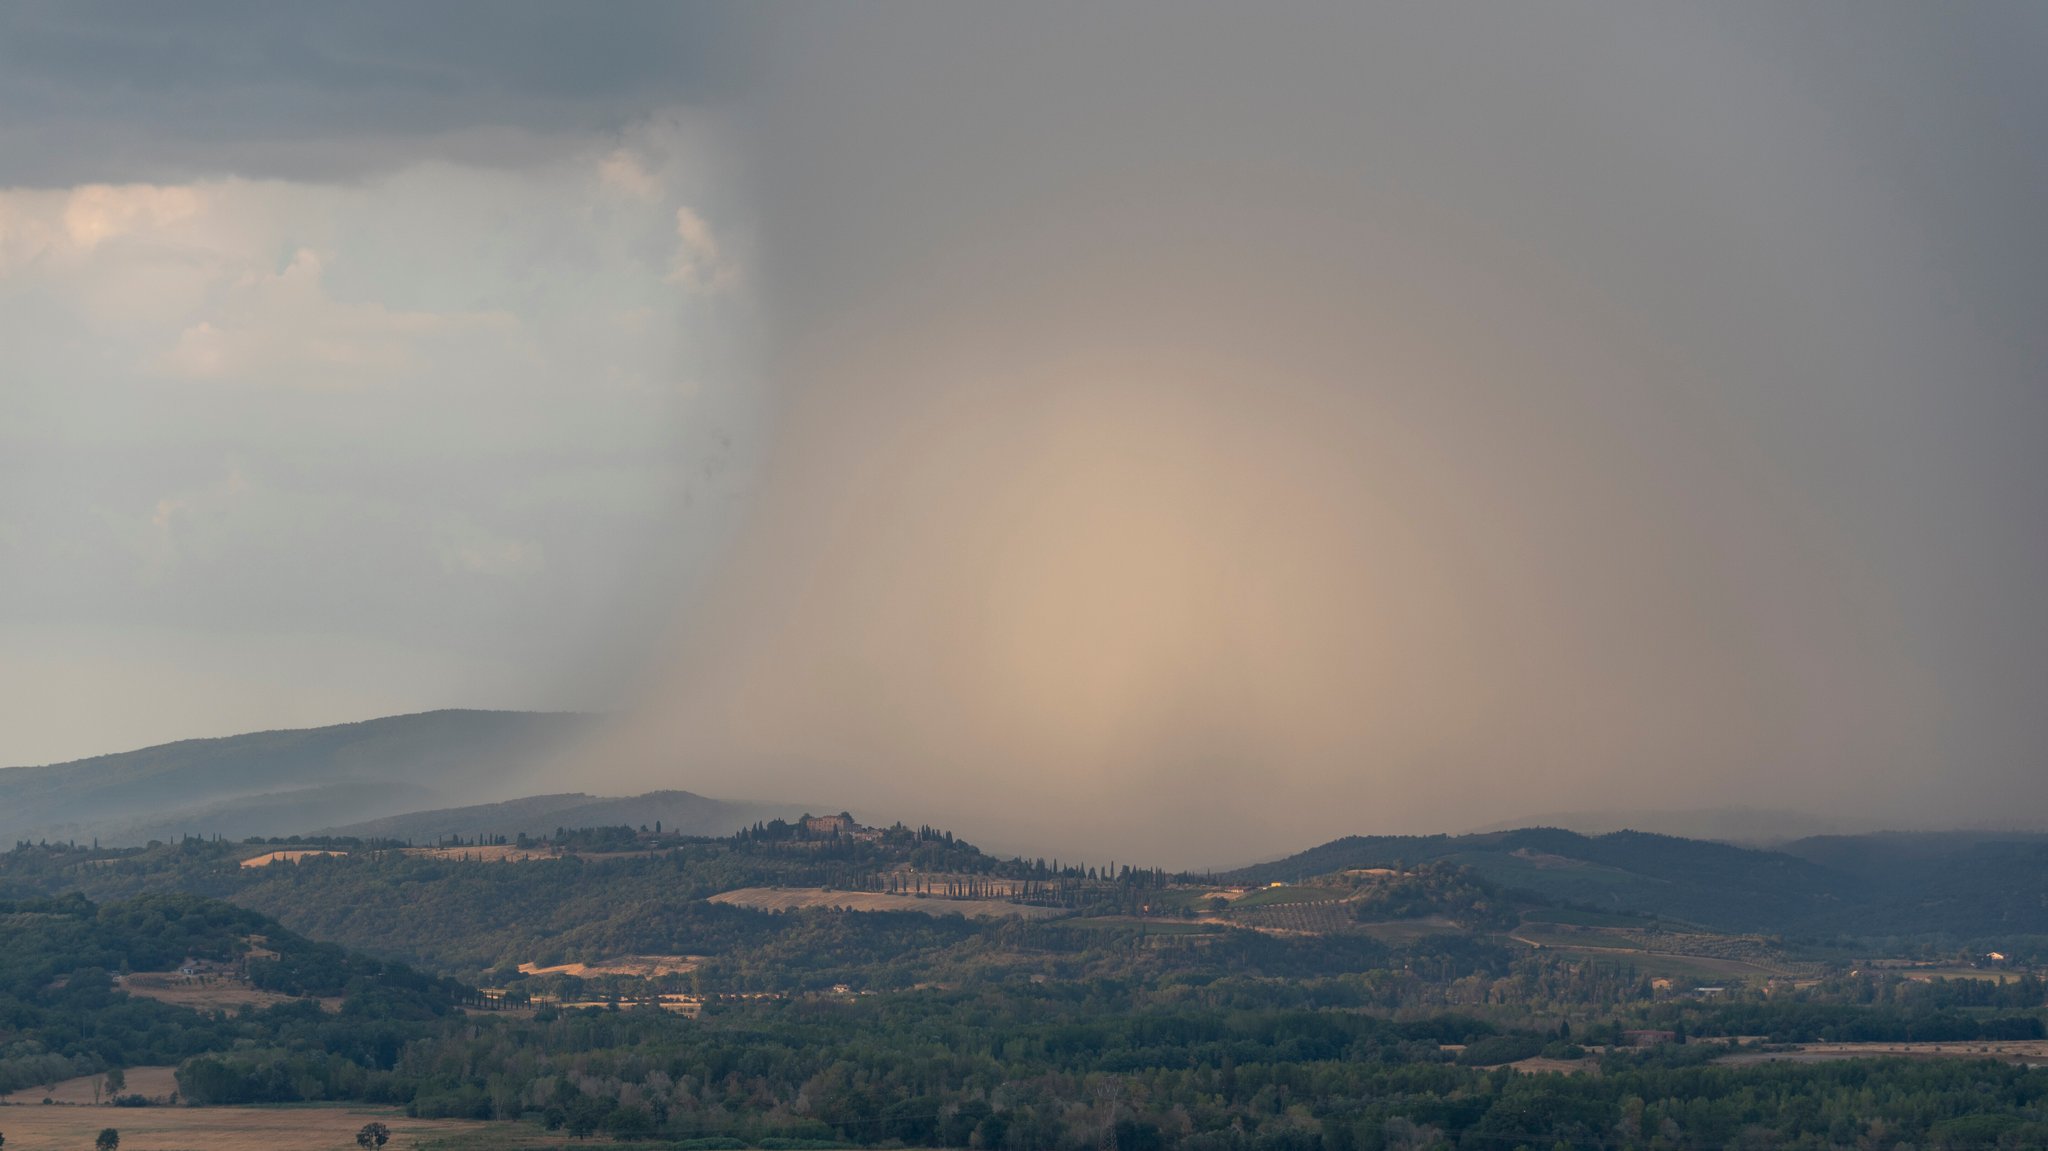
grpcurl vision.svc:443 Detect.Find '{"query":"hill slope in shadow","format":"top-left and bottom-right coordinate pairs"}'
top-left (0, 710), bottom-right (596, 846)
top-left (316, 790), bottom-right (815, 843)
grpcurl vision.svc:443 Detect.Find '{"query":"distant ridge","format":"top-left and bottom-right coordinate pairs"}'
top-left (0, 710), bottom-right (597, 847)
top-left (1462, 806), bottom-right (1883, 846)
top-left (1225, 827), bottom-right (1846, 933)
top-left (317, 790), bottom-right (815, 843)
top-left (1228, 825), bottom-right (2048, 938)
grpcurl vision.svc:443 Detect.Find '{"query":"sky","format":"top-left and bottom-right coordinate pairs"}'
top-left (0, 5), bottom-right (763, 754)
top-left (4, 4), bottom-right (2047, 865)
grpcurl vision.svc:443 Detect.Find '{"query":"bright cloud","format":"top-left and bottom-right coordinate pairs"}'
top-left (61, 183), bottom-right (203, 249)
top-left (598, 149), bottom-right (664, 202)
top-left (0, 115), bottom-right (760, 761)
top-left (667, 205), bottom-right (734, 292)
top-left (152, 246), bottom-right (516, 388)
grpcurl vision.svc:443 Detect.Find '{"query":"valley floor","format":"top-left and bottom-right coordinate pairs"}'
top-left (1721, 1038), bottom-right (2048, 1067)
top-left (0, 1065), bottom-right (180, 1106)
top-left (0, 1103), bottom-right (508, 1151)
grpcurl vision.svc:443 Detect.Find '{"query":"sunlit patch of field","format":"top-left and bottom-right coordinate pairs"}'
top-left (239, 849), bottom-right (347, 867)
top-left (517, 955), bottom-right (701, 978)
top-left (0, 1065), bottom-right (179, 1105)
top-left (709, 887), bottom-right (1065, 919)
top-left (118, 973), bottom-right (337, 1013)
top-left (0, 1104), bottom-right (510, 1151)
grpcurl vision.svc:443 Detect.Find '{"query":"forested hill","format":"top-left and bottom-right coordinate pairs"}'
top-left (0, 892), bottom-right (473, 1097)
top-left (317, 790), bottom-right (811, 843)
top-left (1231, 827), bottom-right (2048, 940)
top-left (0, 710), bottom-right (596, 848)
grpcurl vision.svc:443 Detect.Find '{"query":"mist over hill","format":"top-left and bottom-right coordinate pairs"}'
top-left (0, 710), bottom-right (598, 847)
top-left (1462, 806), bottom-right (1898, 847)
top-left (315, 790), bottom-right (815, 844)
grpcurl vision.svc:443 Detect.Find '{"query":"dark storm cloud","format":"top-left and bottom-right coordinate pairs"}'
top-left (0, 1), bottom-right (757, 185)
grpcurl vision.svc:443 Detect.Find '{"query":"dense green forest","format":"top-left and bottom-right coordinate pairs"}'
top-left (0, 893), bottom-right (471, 1097)
top-left (10, 821), bottom-right (2048, 986)
top-left (9, 825), bottom-right (2048, 1150)
top-left (0, 828), bottom-right (1230, 980)
top-left (9, 893), bottom-right (2048, 1149)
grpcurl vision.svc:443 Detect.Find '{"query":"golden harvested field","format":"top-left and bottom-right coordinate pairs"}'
top-left (118, 973), bottom-right (336, 1013)
top-left (240, 850), bottom-right (347, 868)
top-left (710, 887), bottom-right (1065, 919)
top-left (517, 955), bottom-right (700, 978)
top-left (0, 1066), bottom-right (180, 1105)
top-left (0, 1104), bottom-right (510, 1151)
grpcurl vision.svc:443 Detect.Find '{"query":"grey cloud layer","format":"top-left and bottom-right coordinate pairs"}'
top-left (0, 2), bottom-right (755, 186)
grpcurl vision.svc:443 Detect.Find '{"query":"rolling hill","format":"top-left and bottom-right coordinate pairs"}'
top-left (0, 710), bottom-right (597, 847)
top-left (1227, 827), bottom-right (1850, 934)
top-left (316, 789), bottom-right (813, 842)
top-left (1231, 826), bottom-right (2048, 942)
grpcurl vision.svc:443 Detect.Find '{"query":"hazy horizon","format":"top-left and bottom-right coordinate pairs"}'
top-left (10, 703), bottom-right (2048, 873)
top-left (6, 5), bottom-right (2047, 866)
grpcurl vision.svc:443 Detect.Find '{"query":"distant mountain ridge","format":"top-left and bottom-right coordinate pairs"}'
top-left (1462, 806), bottom-right (1885, 846)
top-left (317, 790), bottom-right (814, 843)
top-left (0, 710), bottom-right (598, 847)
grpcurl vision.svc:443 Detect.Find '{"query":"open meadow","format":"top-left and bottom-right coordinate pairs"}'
top-left (0, 1067), bottom-right (180, 1106)
top-left (117, 972), bottom-right (336, 1013)
top-left (0, 1104), bottom-right (512, 1151)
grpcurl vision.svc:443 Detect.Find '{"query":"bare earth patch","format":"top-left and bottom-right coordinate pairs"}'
top-left (710, 887), bottom-right (1065, 919)
top-left (0, 1103), bottom-right (511, 1151)
top-left (118, 973), bottom-right (338, 1014)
